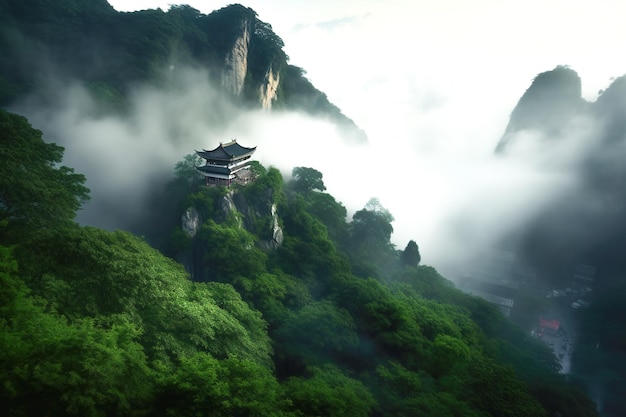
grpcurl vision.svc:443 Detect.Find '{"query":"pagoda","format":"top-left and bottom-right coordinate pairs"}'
top-left (196, 139), bottom-right (257, 187)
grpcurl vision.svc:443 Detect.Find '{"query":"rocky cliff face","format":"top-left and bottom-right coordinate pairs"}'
top-left (221, 18), bottom-right (251, 97)
top-left (230, 189), bottom-right (284, 250)
top-left (220, 18), bottom-right (282, 109)
top-left (178, 186), bottom-right (283, 280)
top-left (181, 188), bottom-right (283, 248)
top-left (259, 203), bottom-right (284, 250)
top-left (181, 206), bottom-right (200, 237)
top-left (0, 2), bottom-right (367, 144)
top-left (259, 66), bottom-right (280, 110)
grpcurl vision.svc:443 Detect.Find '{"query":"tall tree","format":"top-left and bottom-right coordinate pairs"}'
top-left (291, 166), bottom-right (326, 193)
top-left (400, 240), bottom-right (421, 267)
top-left (0, 109), bottom-right (89, 240)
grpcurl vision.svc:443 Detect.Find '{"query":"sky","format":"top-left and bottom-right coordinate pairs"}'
top-left (43, 0), bottom-right (626, 276)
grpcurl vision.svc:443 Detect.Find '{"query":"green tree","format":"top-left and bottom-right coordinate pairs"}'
top-left (347, 198), bottom-right (396, 277)
top-left (233, 271), bottom-right (289, 321)
top-left (459, 357), bottom-right (549, 417)
top-left (290, 166), bottom-right (326, 193)
top-left (0, 246), bottom-right (152, 417)
top-left (400, 240), bottom-right (421, 267)
top-left (431, 334), bottom-right (472, 377)
top-left (350, 198), bottom-right (394, 249)
top-left (284, 365), bottom-right (375, 417)
top-left (305, 191), bottom-right (349, 248)
top-left (20, 226), bottom-right (273, 366)
top-left (272, 195), bottom-right (351, 300)
top-left (196, 219), bottom-right (267, 281)
top-left (0, 109), bottom-right (89, 240)
top-left (154, 353), bottom-right (290, 417)
top-left (242, 166), bottom-right (286, 207)
top-left (275, 301), bottom-right (359, 366)
top-left (173, 153), bottom-right (204, 189)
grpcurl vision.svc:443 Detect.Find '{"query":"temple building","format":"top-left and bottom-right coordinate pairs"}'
top-left (196, 139), bottom-right (256, 187)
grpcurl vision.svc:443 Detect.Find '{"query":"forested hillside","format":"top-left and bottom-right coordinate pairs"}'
top-left (0, 1), bottom-right (611, 415)
top-left (0, 0), bottom-right (366, 142)
top-left (0, 108), bottom-right (599, 416)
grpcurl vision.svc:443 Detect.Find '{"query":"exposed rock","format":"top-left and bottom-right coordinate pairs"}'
top-left (220, 190), bottom-right (244, 228)
top-left (222, 190), bottom-right (236, 213)
top-left (222, 18), bottom-right (251, 97)
top-left (259, 66), bottom-right (280, 110)
top-left (181, 206), bottom-right (200, 237)
top-left (232, 189), bottom-right (284, 250)
top-left (208, 188), bottom-right (284, 250)
top-left (258, 203), bottom-right (284, 250)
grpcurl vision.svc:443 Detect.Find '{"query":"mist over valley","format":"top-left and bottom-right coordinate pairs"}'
top-left (2, 1), bottom-right (626, 416)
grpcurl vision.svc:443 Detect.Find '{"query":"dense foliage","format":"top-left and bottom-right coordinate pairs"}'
top-left (0, 109), bottom-right (89, 239)
top-left (0, 109), bottom-right (599, 416)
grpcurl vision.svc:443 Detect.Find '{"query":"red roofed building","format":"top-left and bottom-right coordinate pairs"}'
top-left (539, 318), bottom-right (560, 331)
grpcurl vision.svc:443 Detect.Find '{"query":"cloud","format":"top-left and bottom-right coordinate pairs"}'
top-left (11, 68), bottom-right (381, 232)
top-left (11, 70), bottom-right (237, 230)
top-left (8, 51), bottom-right (621, 284)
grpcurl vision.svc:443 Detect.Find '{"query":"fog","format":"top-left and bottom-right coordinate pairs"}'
top-left (11, 61), bottom-right (609, 281)
top-left (7, 3), bottom-right (619, 413)
top-left (10, 0), bottom-right (625, 280)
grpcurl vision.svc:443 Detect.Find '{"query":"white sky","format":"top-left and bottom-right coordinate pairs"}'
top-left (102, 0), bottom-right (626, 274)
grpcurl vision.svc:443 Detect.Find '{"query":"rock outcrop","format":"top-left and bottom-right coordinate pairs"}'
top-left (181, 206), bottom-right (200, 237)
top-left (259, 66), bottom-right (280, 110)
top-left (0, 2), bottom-right (368, 144)
top-left (182, 187), bottom-right (283, 252)
top-left (230, 189), bottom-right (284, 250)
top-left (221, 18), bottom-right (251, 97)
top-left (258, 203), bottom-right (284, 250)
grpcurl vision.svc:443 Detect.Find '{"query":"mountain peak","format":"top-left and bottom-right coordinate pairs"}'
top-left (495, 66), bottom-right (586, 153)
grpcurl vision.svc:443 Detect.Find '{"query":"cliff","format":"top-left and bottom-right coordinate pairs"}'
top-left (0, 2), bottom-right (365, 142)
top-left (259, 66), bottom-right (280, 110)
top-left (177, 182), bottom-right (284, 281)
top-left (218, 11), bottom-right (280, 109)
top-left (221, 17), bottom-right (251, 97)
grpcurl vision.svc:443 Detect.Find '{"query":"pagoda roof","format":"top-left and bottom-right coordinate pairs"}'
top-left (197, 139), bottom-right (256, 161)
top-left (196, 161), bottom-right (252, 177)
top-left (196, 165), bottom-right (232, 176)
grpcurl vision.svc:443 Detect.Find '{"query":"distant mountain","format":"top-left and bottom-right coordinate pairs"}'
top-left (496, 66), bottom-right (626, 279)
top-left (497, 67), bottom-right (626, 417)
top-left (495, 65), bottom-right (588, 152)
top-left (0, 0), bottom-right (366, 142)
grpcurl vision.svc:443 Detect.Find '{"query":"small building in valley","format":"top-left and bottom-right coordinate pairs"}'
top-left (196, 139), bottom-right (256, 187)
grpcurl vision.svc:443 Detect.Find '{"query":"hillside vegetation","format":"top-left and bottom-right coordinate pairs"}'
top-left (0, 0), bottom-right (365, 141)
top-left (0, 108), bottom-right (599, 416)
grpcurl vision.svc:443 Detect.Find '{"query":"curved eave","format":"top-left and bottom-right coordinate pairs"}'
top-left (197, 152), bottom-right (255, 163)
top-left (197, 142), bottom-right (257, 161)
top-left (196, 163), bottom-right (251, 177)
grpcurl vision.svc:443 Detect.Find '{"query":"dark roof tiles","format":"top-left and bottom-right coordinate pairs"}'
top-left (197, 140), bottom-right (256, 161)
